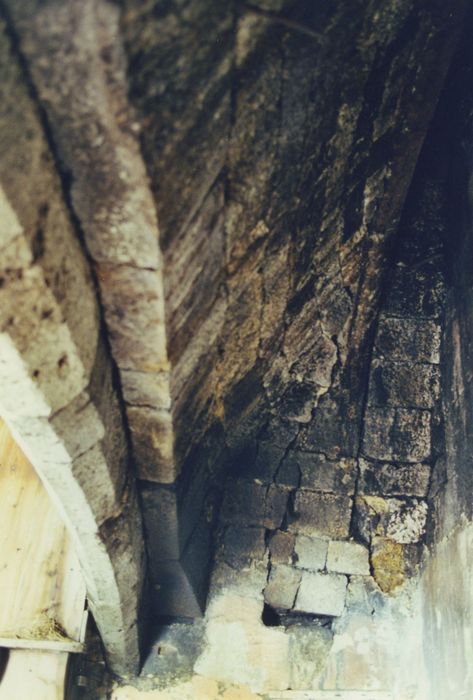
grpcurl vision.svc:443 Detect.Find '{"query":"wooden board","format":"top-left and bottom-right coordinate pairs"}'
top-left (0, 419), bottom-right (87, 651)
top-left (0, 649), bottom-right (67, 700)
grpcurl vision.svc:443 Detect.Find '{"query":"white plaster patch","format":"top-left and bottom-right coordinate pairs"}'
top-left (386, 500), bottom-right (428, 544)
top-left (195, 594), bottom-right (290, 692)
top-left (294, 572), bottom-right (347, 617)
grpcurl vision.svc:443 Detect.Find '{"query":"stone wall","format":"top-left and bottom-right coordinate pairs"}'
top-left (121, 0), bottom-right (466, 617)
top-left (416, 17), bottom-right (473, 698)
top-left (215, 140), bottom-right (447, 636)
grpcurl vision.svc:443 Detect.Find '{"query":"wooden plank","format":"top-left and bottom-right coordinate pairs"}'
top-left (0, 637), bottom-right (83, 653)
top-left (0, 418), bottom-right (87, 649)
top-left (0, 649), bottom-right (68, 700)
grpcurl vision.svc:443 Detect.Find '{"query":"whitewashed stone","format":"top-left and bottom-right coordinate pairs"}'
top-left (295, 571), bottom-right (347, 617)
top-left (326, 541), bottom-right (370, 576)
top-left (294, 535), bottom-right (328, 571)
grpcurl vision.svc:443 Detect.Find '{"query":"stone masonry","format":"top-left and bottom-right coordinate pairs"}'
top-left (215, 143), bottom-right (447, 619)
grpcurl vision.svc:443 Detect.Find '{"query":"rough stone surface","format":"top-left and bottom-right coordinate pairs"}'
top-left (359, 458), bottom-right (431, 497)
top-left (264, 565), bottom-right (302, 610)
top-left (374, 318), bottom-right (441, 364)
top-left (0, 0), bottom-right (467, 682)
top-left (268, 531), bottom-right (295, 566)
top-left (355, 496), bottom-right (428, 545)
top-left (294, 535), bottom-right (328, 571)
top-left (281, 451), bottom-right (357, 493)
top-left (367, 361), bottom-right (440, 409)
top-left (326, 541), bottom-right (370, 576)
top-left (362, 407), bottom-right (432, 462)
top-left (221, 527), bottom-right (266, 569)
top-left (384, 261), bottom-right (446, 319)
top-left (0, 15), bottom-right (145, 673)
top-left (292, 491), bottom-right (352, 539)
top-left (4, 0), bottom-right (174, 485)
top-left (220, 480), bottom-right (288, 530)
top-left (294, 571), bottom-right (347, 617)
top-left (121, 0), bottom-right (466, 626)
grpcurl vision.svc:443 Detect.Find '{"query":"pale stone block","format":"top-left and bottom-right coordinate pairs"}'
top-left (127, 406), bottom-right (176, 483)
top-left (326, 540), bottom-right (370, 576)
top-left (294, 535), bottom-right (328, 571)
top-left (294, 571), bottom-right (347, 617)
top-left (264, 565), bottom-right (302, 610)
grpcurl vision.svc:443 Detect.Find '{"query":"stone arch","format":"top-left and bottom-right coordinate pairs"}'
top-left (0, 188), bottom-right (145, 676)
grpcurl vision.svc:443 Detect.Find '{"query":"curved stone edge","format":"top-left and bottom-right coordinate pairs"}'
top-left (0, 187), bottom-right (145, 676)
top-left (3, 0), bottom-right (176, 485)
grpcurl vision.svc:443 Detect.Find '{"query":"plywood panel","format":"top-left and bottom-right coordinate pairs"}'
top-left (0, 650), bottom-right (67, 700)
top-left (0, 419), bottom-right (87, 650)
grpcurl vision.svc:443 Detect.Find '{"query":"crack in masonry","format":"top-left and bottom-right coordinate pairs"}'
top-left (289, 579), bottom-right (301, 611)
top-left (273, 422), bottom-right (302, 487)
top-left (239, 3), bottom-right (324, 42)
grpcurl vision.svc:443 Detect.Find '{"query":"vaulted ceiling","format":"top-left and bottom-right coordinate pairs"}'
top-left (0, 0), bottom-right (469, 677)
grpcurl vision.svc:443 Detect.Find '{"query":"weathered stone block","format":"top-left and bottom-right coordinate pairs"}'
top-left (265, 484), bottom-right (290, 529)
top-left (362, 407), bottom-right (431, 462)
top-left (292, 491), bottom-right (352, 539)
top-left (264, 565), bottom-right (302, 610)
top-left (299, 394), bottom-right (357, 458)
top-left (220, 479), bottom-right (265, 525)
top-left (294, 535), bottom-right (328, 571)
top-left (297, 452), bottom-right (357, 493)
top-left (294, 571), bottom-right (347, 617)
top-left (354, 495), bottom-right (428, 544)
top-left (222, 526), bottom-right (266, 568)
top-left (121, 369), bottom-right (171, 411)
top-left (269, 530), bottom-right (295, 565)
top-left (374, 317), bottom-right (441, 364)
top-left (326, 540), bottom-right (370, 575)
top-left (220, 479), bottom-right (288, 529)
top-left (368, 360), bottom-right (440, 409)
top-left (252, 440), bottom-right (286, 482)
top-left (358, 458), bottom-right (431, 497)
top-left (127, 406), bottom-right (176, 483)
top-left (276, 449), bottom-right (301, 488)
top-left (384, 261), bottom-right (445, 319)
